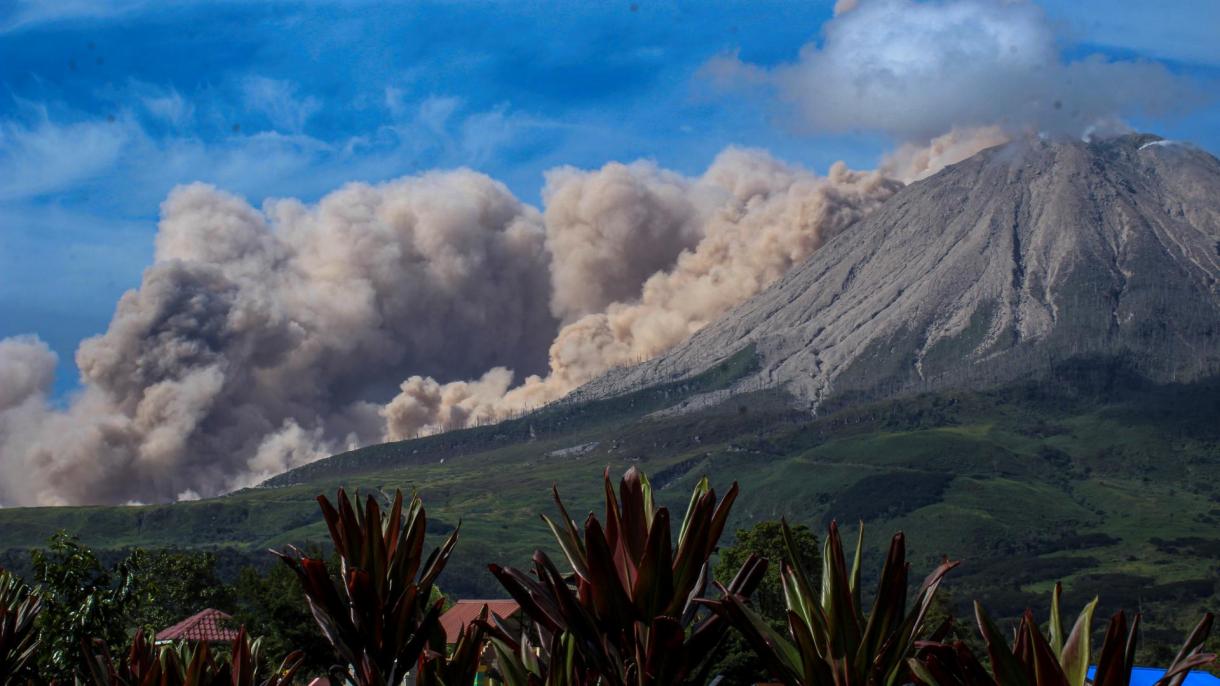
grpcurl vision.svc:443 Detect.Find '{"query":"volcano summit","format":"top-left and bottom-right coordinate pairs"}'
top-left (584, 134), bottom-right (1220, 412)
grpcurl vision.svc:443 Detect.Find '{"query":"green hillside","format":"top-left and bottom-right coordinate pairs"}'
top-left (1, 352), bottom-right (1217, 645)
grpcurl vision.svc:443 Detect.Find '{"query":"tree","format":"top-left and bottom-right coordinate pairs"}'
top-left (715, 520), bottom-right (819, 622)
top-left (231, 557), bottom-right (335, 677)
top-left (30, 532), bottom-right (140, 681)
top-left (127, 549), bottom-right (236, 635)
top-left (710, 520), bottom-right (820, 684)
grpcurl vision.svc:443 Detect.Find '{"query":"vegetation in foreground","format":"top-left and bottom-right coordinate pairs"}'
top-left (2, 357), bottom-right (1217, 647)
top-left (486, 469), bottom-right (765, 685)
top-left (0, 465), bottom-right (1216, 685)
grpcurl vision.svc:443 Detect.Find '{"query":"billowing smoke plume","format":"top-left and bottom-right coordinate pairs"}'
top-left (0, 337), bottom-right (56, 413)
top-left (880, 126), bottom-right (1012, 183)
top-left (542, 162), bottom-right (708, 324)
top-left (380, 148), bottom-right (905, 439)
top-left (0, 146), bottom-right (916, 504)
top-left (0, 171), bottom-right (557, 504)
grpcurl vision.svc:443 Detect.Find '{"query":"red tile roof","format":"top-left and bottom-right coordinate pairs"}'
top-left (439, 600), bottom-right (520, 643)
top-left (155, 608), bottom-right (241, 643)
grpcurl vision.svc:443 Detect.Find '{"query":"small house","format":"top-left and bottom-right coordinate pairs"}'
top-left (154, 608), bottom-right (241, 645)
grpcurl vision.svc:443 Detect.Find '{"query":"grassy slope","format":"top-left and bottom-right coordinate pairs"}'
top-left (0, 353), bottom-right (1217, 644)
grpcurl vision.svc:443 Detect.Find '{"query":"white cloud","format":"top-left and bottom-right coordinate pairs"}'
top-left (240, 76), bottom-right (322, 133)
top-left (707, 0), bottom-right (1200, 141)
top-left (416, 95), bottom-right (462, 133)
top-left (0, 0), bottom-right (155, 32)
top-left (0, 110), bottom-right (136, 201)
top-left (141, 87), bottom-right (195, 128)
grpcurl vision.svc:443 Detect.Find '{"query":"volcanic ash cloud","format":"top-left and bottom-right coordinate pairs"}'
top-left (0, 171), bottom-right (558, 505)
top-left (0, 146), bottom-right (929, 504)
top-left (380, 148), bottom-right (905, 440)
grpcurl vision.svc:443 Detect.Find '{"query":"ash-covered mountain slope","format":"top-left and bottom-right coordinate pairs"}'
top-left (577, 134), bottom-right (1220, 410)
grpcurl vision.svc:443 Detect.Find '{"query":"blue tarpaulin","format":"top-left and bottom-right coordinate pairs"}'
top-left (1086, 666), bottom-right (1220, 685)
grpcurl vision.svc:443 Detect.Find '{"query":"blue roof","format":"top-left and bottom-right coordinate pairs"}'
top-left (1087, 666), bottom-right (1220, 685)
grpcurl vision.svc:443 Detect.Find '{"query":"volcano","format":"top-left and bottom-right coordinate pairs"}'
top-left (581, 134), bottom-right (1220, 411)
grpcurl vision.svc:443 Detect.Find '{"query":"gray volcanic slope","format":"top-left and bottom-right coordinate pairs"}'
top-left (578, 134), bottom-right (1220, 411)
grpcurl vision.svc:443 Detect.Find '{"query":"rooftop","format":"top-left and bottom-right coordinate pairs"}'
top-left (155, 608), bottom-right (241, 643)
top-left (439, 599), bottom-right (520, 644)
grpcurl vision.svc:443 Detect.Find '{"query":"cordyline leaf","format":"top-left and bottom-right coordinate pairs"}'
top-left (912, 640), bottom-right (997, 686)
top-left (679, 558), bottom-right (712, 629)
top-left (491, 469), bottom-right (755, 686)
top-left (855, 531), bottom-right (909, 677)
top-left (1159, 612), bottom-right (1215, 686)
top-left (603, 468), bottom-right (627, 586)
top-left (1059, 595), bottom-right (1098, 686)
top-left (619, 467), bottom-right (650, 579)
top-left (232, 626), bottom-right (254, 685)
top-left (280, 489), bottom-right (466, 686)
top-left (789, 608), bottom-right (834, 686)
top-left (416, 599), bottom-right (470, 686)
top-left (642, 616), bottom-right (685, 683)
top-left (685, 554), bottom-right (769, 674)
top-left (481, 611), bottom-right (550, 686)
top-left (317, 494), bottom-right (347, 560)
top-left (542, 486), bottom-right (590, 581)
top-left (268, 649), bottom-right (306, 686)
top-left (821, 521), bottom-right (863, 663)
top-left (0, 570), bottom-right (41, 683)
top-left (400, 495), bottom-right (430, 585)
top-left (1048, 583), bottom-right (1066, 657)
top-left (1021, 612), bottom-right (1070, 686)
top-left (704, 590), bottom-right (804, 684)
top-left (670, 488), bottom-right (716, 610)
top-left (1122, 613), bottom-right (1141, 682)
top-left (779, 520), bottom-right (823, 645)
top-left (909, 655), bottom-right (949, 686)
top-left (848, 523), bottom-right (865, 617)
top-left (337, 489), bottom-right (362, 564)
top-left (783, 566), bottom-right (829, 663)
top-left (704, 482), bottom-right (739, 560)
top-left (384, 490), bottom-right (404, 560)
top-left (582, 515), bottom-right (637, 629)
top-left (878, 555), bottom-right (959, 686)
top-left (1160, 654), bottom-right (1220, 686)
top-left (975, 602), bottom-right (1032, 686)
top-left (489, 636), bottom-right (533, 686)
top-left (363, 494), bottom-right (383, 592)
top-left (534, 551), bottom-right (608, 666)
top-left (1093, 612), bottom-right (1134, 686)
top-left (631, 507), bottom-right (674, 620)
top-left (423, 534), bottom-right (460, 593)
top-left (275, 552), bottom-right (357, 663)
top-left (387, 583), bottom-right (422, 661)
top-left (676, 476), bottom-right (711, 550)
top-left (725, 553), bottom-right (769, 597)
top-left (488, 562), bottom-right (563, 635)
top-left (640, 471), bottom-right (656, 531)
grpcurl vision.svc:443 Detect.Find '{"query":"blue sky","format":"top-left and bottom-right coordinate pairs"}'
top-left (1, 0), bottom-right (1218, 397)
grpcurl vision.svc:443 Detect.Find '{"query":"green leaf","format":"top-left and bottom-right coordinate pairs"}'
top-left (1059, 595), bottom-right (1097, 686)
top-left (975, 602), bottom-right (1032, 686)
top-left (1048, 583), bottom-right (1065, 657)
